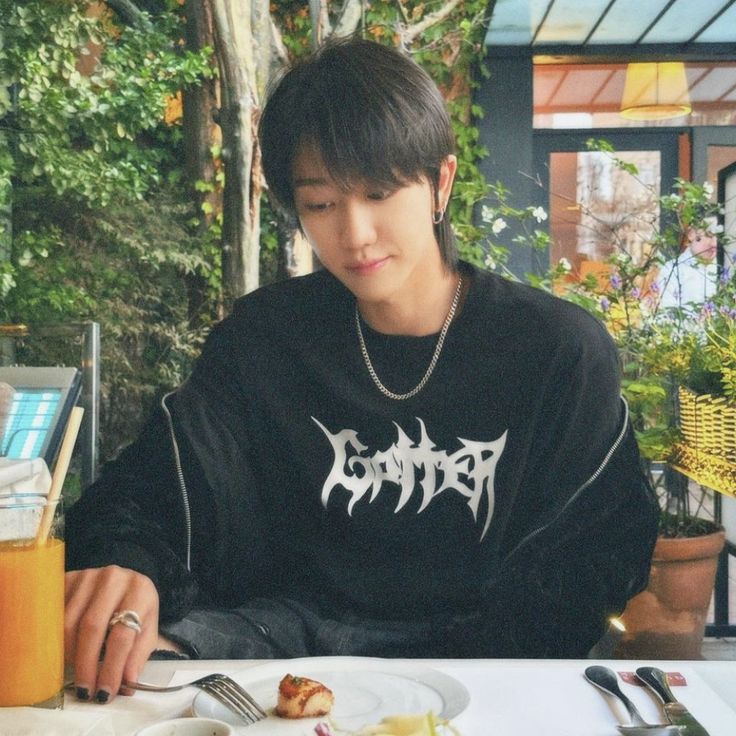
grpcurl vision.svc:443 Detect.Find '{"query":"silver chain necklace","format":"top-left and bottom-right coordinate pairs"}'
top-left (354, 275), bottom-right (463, 401)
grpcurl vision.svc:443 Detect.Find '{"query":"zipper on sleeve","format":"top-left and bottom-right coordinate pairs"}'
top-left (503, 396), bottom-right (631, 563)
top-left (161, 391), bottom-right (192, 571)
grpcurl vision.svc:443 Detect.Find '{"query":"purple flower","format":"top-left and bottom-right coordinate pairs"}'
top-left (649, 281), bottom-right (660, 294)
top-left (609, 274), bottom-right (622, 289)
top-left (600, 297), bottom-right (610, 312)
top-left (631, 287), bottom-right (641, 299)
top-left (701, 301), bottom-right (716, 318)
top-left (720, 268), bottom-right (732, 284)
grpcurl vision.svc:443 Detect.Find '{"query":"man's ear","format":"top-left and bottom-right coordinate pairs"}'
top-left (437, 155), bottom-right (458, 210)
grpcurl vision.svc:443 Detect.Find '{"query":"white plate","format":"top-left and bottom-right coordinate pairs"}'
top-left (192, 656), bottom-right (470, 733)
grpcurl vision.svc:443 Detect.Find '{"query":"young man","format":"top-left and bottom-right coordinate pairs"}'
top-left (64, 37), bottom-right (658, 704)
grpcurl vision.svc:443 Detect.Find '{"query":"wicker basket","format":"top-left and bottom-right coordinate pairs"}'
top-left (669, 386), bottom-right (736, 497)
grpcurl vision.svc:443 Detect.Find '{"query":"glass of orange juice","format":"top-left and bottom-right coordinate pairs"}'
top-left (0, 496), bottom-right (64, 709)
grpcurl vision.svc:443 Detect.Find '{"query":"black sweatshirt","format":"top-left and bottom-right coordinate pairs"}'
top-left (66, 262), bottom-right (659, 657)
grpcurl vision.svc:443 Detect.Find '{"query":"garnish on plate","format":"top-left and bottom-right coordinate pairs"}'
top-left (314, 712), bottom-right (460, 736)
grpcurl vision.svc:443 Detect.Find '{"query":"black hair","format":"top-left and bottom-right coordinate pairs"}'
top-left (259, 36), bottom-right (458, 266)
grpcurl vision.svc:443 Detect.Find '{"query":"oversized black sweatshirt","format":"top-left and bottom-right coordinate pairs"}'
top-left (66, 262), bottom-right (659, 657)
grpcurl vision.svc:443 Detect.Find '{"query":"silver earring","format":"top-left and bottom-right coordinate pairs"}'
top-left (432, 208), bottom-right (445, 225)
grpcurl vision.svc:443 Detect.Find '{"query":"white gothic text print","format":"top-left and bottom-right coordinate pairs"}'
top-left (312, 417), bottom-right (507, 540)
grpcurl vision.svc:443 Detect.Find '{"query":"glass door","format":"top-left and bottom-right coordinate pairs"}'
top-left (532, 130), bottom-right (682, 278)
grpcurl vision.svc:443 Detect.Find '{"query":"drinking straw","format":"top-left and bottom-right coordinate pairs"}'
top-left (36, 406), bottom-right (84, 544)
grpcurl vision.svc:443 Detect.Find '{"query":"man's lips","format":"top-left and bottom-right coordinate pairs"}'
top-left (345, 256), bottom-right (390, 275)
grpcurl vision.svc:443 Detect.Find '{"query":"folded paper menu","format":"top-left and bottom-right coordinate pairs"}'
top-left (0, 707), bottom-right (114, 736)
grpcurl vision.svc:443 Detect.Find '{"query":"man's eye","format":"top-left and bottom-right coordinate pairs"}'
top-left (303, 202), bottom-right (333, 212)
top-left (365, 191), bottom-right (387, 202)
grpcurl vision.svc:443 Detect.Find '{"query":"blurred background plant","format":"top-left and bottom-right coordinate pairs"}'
top-left (477, 140), bottom-right (735, 536)
top-left (0, 0), bottom-right (216, 463)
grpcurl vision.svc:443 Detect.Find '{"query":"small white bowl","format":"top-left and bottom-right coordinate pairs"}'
top-left (135, 717), bottom-right (233, 736)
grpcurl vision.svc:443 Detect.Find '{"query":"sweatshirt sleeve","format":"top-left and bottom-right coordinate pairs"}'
top-left (64, 399), bottom-right (201, 622)
top-left (458, 417), bottom-right (659, 657)
top-left (65, 310), bottom-right (265, 623)
top-left (443, 298), bottom-right (660, 658)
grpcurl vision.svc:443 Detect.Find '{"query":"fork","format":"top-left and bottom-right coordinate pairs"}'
top-left (124, 673), bottom-right (268, 725)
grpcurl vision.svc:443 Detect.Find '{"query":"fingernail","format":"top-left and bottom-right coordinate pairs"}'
top-left (95, 689), bottom-right (110, 704)
top-left (76, 686), bottom-right (90, 701)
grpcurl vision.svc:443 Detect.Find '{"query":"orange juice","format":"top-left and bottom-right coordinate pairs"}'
top-left (0, 537), bottom-right (65, 707)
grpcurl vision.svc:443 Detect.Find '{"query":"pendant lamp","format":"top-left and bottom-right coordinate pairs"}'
top-left (620, 62), bottom-right (691, 120)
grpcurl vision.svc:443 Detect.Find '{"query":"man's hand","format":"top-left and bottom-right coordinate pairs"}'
top-left (65, 566), bottom-right (160, 703)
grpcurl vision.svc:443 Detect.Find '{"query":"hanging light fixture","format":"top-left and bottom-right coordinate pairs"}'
top-left (620, 62), bottom-right (692, 120)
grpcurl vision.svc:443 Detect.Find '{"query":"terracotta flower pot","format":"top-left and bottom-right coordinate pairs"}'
top-left (614, 528), bottom-right (726, 660)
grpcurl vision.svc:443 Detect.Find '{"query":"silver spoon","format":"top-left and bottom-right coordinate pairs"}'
top-left (584, 666), bottom-right (683, 735)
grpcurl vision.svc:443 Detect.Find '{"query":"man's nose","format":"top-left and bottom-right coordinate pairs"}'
top-left (339, 200), bottom-right (378, 249)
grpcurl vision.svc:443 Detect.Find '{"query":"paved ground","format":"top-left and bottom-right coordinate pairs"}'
top-left (702, 637), bottom-right (736, 660)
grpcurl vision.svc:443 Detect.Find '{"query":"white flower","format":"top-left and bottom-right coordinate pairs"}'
top-left (558, 257), bottom-right (572, 273)
top-left (531, 206), bottom-right (548, 223)
top-left (703, 181), bottom-right (714, 197)
top-left (491, 217), bottom-right (507, 235)
top-left (485, 254), bottom-right (497, 270)
top-left (481, 205), bottom-right (495, 224)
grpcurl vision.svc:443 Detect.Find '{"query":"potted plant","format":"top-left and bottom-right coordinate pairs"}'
top-left (480, 152), bottom-right (734, 658)
top-left (667, 295), bottom-right (736, 498)
top-left (612, 264), bottom-right (734, 659)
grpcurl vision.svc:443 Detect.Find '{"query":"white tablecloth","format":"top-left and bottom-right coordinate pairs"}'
top-left (9, 658), bottom-right (736, 735)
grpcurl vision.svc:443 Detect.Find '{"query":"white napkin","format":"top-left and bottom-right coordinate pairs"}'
top-left (0, 707), bottom-right (115, 736)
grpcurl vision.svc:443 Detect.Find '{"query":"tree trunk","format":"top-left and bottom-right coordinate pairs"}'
top-left (210, 0), bottom-right (267, 309)
top-left (183, 0), bottom-right (221, 323)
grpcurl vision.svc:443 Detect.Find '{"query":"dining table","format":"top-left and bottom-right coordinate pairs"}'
top-left (3, 657), bottom-right (736, 735)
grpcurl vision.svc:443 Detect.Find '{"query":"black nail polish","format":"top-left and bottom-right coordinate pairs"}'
top-left (95, 689), bottom-right (110, 704)
top-left (76, 686), bottom-right (90, 701)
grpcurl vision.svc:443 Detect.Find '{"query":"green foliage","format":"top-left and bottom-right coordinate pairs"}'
top-left (1, 1), bottom-right (212, 207)
top-left (1, 1), bottom-right (215, 459)
top-left (5, 188), bottom-right (213, 459)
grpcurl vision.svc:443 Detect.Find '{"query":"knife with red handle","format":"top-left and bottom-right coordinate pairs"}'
top-left (636, 666), bottom-right (710, 736)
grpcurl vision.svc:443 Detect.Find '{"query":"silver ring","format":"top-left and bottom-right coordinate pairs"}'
top-left (109, 609), bottom-right (143, 635)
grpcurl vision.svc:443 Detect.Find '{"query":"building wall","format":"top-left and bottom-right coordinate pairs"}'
top-left (476, 55), bottom-right (537, 278)
top-left (692, 127), bottom-right (736, 187)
